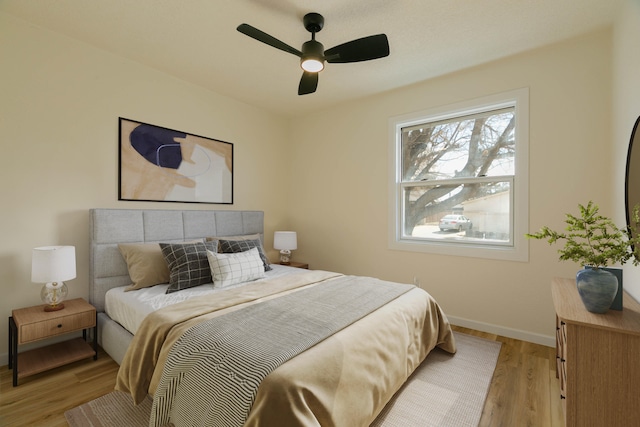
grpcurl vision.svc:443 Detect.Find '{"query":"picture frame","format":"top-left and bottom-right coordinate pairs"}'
top-left (118, 118), bottom-right (233, 204)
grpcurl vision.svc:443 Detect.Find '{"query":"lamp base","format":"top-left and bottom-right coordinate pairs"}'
top-left (279, 250), bottom-right (292, 265)
top-left (41, 281), bottom-right (68, 312)
top-left (44, 303), bottom-right (65, 312)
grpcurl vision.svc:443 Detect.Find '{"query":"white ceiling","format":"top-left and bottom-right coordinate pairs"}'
top-left (1, 0), bottom-right (621, 117)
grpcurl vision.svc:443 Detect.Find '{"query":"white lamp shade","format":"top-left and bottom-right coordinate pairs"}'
top-left (31, 246), bottom-right (76, 284)
top-left (274, 231), bottom-right (297, 251)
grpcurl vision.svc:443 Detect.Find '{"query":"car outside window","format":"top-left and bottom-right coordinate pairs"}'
top-left (439, 215), bottom-right (472, 232)
top-left (388, 89), bottom-right (529, 261)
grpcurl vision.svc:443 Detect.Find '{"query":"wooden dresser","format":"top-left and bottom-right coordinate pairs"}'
top-left (552, 277), bottom-right (640, 427)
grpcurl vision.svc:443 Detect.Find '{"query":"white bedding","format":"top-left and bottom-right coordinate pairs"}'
top-left (105, 264), bottom-right (304, 334)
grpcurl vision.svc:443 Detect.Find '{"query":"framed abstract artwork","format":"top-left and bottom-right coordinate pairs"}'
top-left (118, 118), bottom-right (233, 204)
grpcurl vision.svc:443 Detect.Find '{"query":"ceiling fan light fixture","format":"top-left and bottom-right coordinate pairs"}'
top-left (301, 57), bottom-right (324, 72)
top-left (300, 39), bottom-right (325, 72)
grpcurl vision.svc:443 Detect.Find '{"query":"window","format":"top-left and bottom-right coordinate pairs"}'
top-left (388, 89), bottom-right (529, 261)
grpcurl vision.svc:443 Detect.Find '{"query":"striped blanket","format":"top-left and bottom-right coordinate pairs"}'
top-left (149, 276), bottom-right (413, 427)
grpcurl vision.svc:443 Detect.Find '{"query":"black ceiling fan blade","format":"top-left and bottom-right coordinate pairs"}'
top-left (298, 71), bottom-right (319, 95)
top-left (237, 23), bottom-right (302, 57)
top-left (325, 34), bottom-right (389, 63)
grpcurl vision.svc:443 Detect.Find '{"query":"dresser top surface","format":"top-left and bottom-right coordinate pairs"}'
top-left (552, 277), bottom-right (640, 335)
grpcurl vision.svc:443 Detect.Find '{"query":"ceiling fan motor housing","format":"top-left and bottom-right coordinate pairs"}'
top-left (301, 39), bottom-right (325, 71)
top-left (303, 13), bottom-right (324, 33)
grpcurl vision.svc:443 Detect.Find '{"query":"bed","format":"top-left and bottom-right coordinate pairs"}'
top-left (89, 208), bottom-right (456, 427)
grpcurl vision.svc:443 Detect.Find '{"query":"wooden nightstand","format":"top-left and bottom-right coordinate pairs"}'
top-left (281, 261), bottom-right (309, 269)
top-left (8, 298), bottom-right (97, 386)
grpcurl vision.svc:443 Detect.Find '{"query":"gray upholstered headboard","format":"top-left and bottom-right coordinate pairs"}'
top-left (89, 208), bottom-right (264, 312)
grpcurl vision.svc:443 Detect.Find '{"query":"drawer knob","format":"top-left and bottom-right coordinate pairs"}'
top-left (57, 324), bottom-right (62, 328)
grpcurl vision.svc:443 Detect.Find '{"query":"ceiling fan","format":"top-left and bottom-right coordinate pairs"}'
top-left (237, 12), bottom-right (390, 95)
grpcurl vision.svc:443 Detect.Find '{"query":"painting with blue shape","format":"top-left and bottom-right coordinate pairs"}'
top-left (119, 118), bottom-right (233, 204)
top-left (129, 124), bottom-right (185, 169)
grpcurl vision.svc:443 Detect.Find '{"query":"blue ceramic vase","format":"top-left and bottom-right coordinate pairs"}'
top-left (575, 267), bottom-right (618, 314)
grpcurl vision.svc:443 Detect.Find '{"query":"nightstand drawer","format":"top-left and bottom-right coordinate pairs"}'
top-left (18, 310), bottom-right (95, 344)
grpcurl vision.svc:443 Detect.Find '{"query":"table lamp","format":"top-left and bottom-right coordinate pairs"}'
top-left (31, 246), bottom-right (76, 311)
top-left (274, 231), bottom-right (297, 265)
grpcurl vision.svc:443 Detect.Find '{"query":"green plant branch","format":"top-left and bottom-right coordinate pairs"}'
top-left (526, 201), bottom-right (640, 269)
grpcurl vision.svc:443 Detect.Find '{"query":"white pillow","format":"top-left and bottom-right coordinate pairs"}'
top-left (206, 247), bottom-right (266, 288)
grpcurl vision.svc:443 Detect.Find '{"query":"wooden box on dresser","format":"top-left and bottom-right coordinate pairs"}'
top-left (552, 277), bottom-right (640, 427)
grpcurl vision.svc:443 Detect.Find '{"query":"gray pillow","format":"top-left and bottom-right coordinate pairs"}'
top-left (160, 241), bottom-right (218, 293)
top-left (218, 238), bottom-right (272, 271)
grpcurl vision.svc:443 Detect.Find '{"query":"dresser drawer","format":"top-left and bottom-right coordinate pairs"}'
top-left (559, 356), bottom-right (566, 398)
top-left (18, 310), bottom-right (95, 344)
top-left (557, 319), bottom-right (567, 397)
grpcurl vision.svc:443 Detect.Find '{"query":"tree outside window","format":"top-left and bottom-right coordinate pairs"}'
top-left (389, 89), bottom-right (529, 261)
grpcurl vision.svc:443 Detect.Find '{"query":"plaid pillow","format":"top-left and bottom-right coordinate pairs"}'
top-left (160, 241), bottom-right (218, 293)
top-left (207, 248), bottom-right (266, 288)
top-left (218, 238), bottom-right (272, 271)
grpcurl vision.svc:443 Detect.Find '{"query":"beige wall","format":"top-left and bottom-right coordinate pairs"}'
top-left (3, 4), bottom-right (639, 362)
top-left (614, 0), bottom-right (640, 302)
top-left (288, 29), bottom-right (614, 344)
top-left (0, 13), bottom-right (291, 360)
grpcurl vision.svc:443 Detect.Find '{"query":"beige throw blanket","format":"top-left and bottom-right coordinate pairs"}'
top-left (151, 276), bottom-right (414, 427)
top-left (116, 270), bottom-right (456, 426)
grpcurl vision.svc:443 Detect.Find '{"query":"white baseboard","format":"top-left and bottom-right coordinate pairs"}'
top-left (448, 315), bottom-right (556, 347)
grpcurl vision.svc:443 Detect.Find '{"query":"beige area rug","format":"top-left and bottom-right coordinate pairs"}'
top-left (371, 332), bottom-right (501, 426)
top-left (65, 332), bottom-right (501, 427)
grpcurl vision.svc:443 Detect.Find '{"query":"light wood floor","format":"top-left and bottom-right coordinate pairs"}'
top-left (0, 326), bottom-right (564, 427)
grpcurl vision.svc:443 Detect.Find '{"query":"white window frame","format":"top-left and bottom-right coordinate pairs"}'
top-left (388, 88), bottom-right (529, 262)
